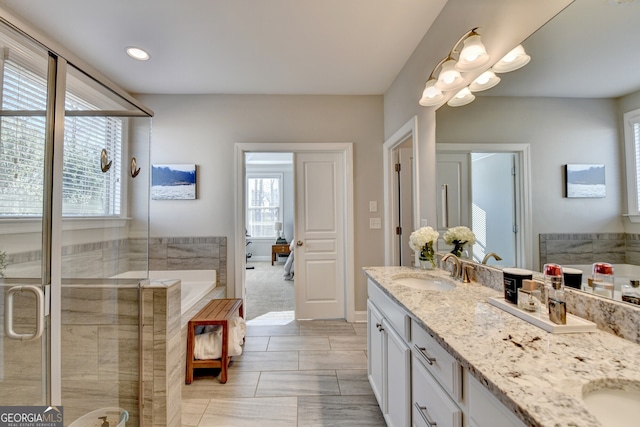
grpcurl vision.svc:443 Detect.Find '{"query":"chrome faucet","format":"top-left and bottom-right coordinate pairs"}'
top-left (482, 252), bottom-right (502, 265)
top-left (441, 253), bottom-right (461, 280)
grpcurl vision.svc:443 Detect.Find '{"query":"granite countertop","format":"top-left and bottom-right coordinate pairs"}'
top-left (363, 266), bottom-right (640, 427)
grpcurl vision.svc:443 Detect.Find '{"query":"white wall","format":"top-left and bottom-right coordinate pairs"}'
top-left (383, 0), bottom-right (573, 230)
top-left (436, 96), bottom-right (623, 269)
top-left (135, 94), bottom-right (385, 312)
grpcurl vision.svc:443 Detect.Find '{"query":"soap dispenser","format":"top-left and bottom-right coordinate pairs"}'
top-left (543, 263), bottom-right (566, 325)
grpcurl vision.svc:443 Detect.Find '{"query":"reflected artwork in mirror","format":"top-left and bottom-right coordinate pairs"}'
top-left (434, 0), bottom-right (640, 308)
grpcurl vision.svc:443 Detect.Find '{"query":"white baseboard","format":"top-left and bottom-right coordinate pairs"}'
top-left (247, 256), bottom-right (270, 262)
top-left (353, 310), bottom-right (367, 323)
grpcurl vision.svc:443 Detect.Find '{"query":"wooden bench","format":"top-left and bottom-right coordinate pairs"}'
top-left (185, 298), bottom-right (244, 384)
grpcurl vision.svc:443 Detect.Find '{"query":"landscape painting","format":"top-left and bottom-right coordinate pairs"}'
top-left (151, 164), bottom-right (197, 200)
top-left (565, 164), bottom-right (605, 198)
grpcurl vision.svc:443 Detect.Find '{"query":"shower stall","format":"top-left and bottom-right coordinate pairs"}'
top-left (0, 11), bottom-right (152, 426)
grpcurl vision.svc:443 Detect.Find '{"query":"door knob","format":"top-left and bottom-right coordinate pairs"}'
top-left (296, 241), bottom-right (303, 247)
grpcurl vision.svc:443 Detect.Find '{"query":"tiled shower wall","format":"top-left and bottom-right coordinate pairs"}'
top-left (4, 236), bottom-right (227, 289)
top-left (539, 232), bottom-right (640, 268)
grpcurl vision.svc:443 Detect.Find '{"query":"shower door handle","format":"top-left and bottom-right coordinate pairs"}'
top-left (4, 285), bottom-right (45, 341)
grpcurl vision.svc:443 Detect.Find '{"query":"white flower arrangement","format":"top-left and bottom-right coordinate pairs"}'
top-left (408, 226), bottom-right (439, 253)
top-left (443, 226), bottom-right (476, 258)
top-left (443, 226), bottom-right (476, 246)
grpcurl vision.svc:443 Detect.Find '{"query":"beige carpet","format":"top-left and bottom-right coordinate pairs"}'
top-left (245, 261), bottom-right (295, 321)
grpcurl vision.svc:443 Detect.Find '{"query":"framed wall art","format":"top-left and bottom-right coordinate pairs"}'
top-left (565, 164), bottom-right (605, 198)
top-left (151, 164), bottom-right (197, 200)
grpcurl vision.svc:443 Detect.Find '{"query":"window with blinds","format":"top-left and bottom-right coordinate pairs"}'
top-left (633, 120), bottom-right (640, 212)
top-left (246, 174), bottom-right (283, 238)
top-left (0, 54), bottom-right (123, 217)
top-left (624, 109), bottom-right (640, 218)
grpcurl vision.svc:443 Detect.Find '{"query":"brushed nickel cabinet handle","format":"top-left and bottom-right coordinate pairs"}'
top-left (414, 344), bottom-right (436, 365)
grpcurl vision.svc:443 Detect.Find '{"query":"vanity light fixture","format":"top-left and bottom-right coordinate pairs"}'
top-left (468, 69), bottom-right (501, 92)
top-left (126, 46), bottom-right (150, 61)
top-left (492, 45), bottom-right (530, 73)
top-left (418, 27), bottom-right (531, 108)
top-left (455, 30), bottom-right (490, 72)
top-left (447, 87), bottom-right (475, 107)
top-left (418, 78), bottom-right (445, 106)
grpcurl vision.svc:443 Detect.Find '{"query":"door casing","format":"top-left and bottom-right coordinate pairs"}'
top-left (234, 142), bottom-right (355, 322)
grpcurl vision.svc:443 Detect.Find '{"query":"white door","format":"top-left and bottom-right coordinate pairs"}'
top-left (436, 153), bottom-right (471, 236)
top-left (294, 151), bottom-right (345, 319)
top-left (471, 153), bottom-right (517, 266)
top-left (394, 146), bottom-right (414, 267)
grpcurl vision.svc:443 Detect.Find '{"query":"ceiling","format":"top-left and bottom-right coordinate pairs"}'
top-left (0, 0), bottom-right (447, 95)
top-left (1, 0), bottom-right (639, 99)
top-left (482, 0), bottom-right (640, 99)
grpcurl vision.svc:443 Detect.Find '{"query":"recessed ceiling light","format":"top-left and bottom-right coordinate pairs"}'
top-left (126, 47), bottom-right (150, 61)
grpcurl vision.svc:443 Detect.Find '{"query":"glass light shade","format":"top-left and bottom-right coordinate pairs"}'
top-left (468, 70), bottom-right (501, 92)
top-left (455, 34), bottom-right (490, 72)
top-left (493, 45), bottom-right (530, 73)
top-left (435, 59), bottom-right (465, 91)
top-left (418, 79), bottom-right (444, 106)
top-left (447, 87), bottom-right (475, 107)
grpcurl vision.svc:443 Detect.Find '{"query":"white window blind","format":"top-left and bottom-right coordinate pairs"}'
top-left (0, 55), bottom-right (123, 217)
top-left (247, 174), bottom-right (282, 238)
top-left (634, 120), bottom-right (640, 212)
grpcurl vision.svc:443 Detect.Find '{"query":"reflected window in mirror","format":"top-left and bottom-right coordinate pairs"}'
top-left (624, 108), bottom-right (640, 221)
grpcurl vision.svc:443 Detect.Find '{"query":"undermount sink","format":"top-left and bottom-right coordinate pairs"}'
top-left (582, 381), bottom-right (640, 427)
top-left (392, 276), bottom-right (455, 291)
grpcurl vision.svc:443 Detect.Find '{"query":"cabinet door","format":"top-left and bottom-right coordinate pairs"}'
top-left (385, 318), bottom-right (411, 427)
top-left (367, 300), bottom-right (385, 408)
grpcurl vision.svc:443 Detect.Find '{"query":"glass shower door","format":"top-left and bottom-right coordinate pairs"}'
top-left (0, 24), bottom-right (51, 406)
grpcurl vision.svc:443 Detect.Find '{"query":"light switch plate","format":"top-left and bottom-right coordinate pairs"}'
top-left (421, 219), bottom-right (428, 227)
top-left (370, 218), bottom-right (381, 229)
top-left (369, 201), bottom-right (378, 213)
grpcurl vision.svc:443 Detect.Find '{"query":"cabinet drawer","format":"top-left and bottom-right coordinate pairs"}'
top-left (412, 355), bottom-right (462, 427)
top-left (467, 372), bottom-right (526, 427)
top-left (411, 319), bottom-right (462, 401)
top-left (368, 279), bottom-right (410, 341)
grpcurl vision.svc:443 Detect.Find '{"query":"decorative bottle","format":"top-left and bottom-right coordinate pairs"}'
top-left (544, 263), bottom-right (566, 325)
top-left (622, 280), bottom-right (640, 305)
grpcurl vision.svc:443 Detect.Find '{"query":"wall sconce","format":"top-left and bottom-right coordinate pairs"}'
top-left (419, 28), bottom-right (530, 108)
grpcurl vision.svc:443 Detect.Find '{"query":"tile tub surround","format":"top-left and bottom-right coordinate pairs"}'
top-left (539, 232), bottom-right (640, 267)
top-left (3, 235), bottom-right (227, 289)
top-left (363, 266), bottom-right (640, 427)
top-left (141, 279), bottom-right (183, 427)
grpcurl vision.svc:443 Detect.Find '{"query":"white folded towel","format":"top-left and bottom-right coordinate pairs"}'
top-left (193, 316), bottom-right (246, 360)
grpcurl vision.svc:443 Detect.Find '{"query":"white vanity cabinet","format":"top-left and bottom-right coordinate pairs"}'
top-left (367, 280), bottom-right (411, 427)
top-left (367, 278), bottom-right (529, 427)
top-left (411, 319), bottom-right (463, 427)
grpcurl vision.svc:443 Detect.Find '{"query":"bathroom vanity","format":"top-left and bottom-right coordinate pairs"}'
top-left (363, 266), bottom-right (640, 427)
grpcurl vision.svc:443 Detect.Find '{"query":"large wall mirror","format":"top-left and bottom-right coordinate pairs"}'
top-left (435, 0), bottom-right (640, 307)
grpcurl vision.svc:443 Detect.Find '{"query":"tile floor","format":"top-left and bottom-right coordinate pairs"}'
top-left (181, 318), bottom-right (385, 426)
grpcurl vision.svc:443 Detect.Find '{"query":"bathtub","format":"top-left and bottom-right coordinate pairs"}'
top-left (563, 263), bottom-right (640, 301)
top-left (111, 270), bottom-right (217, 315)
